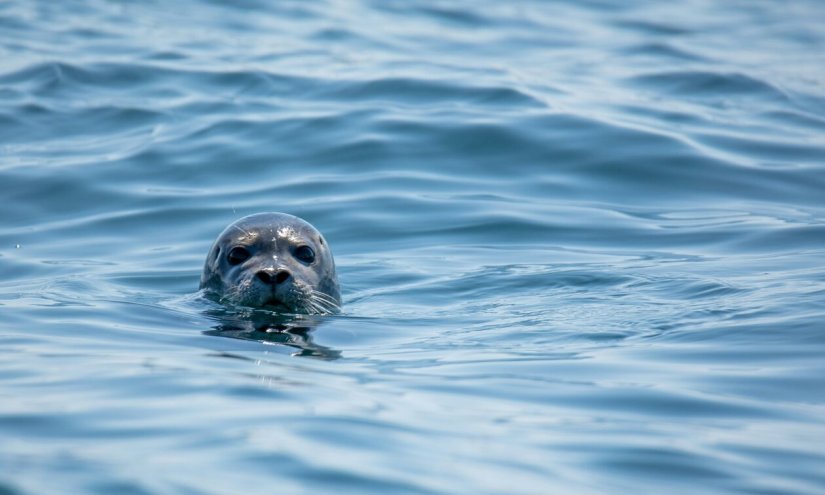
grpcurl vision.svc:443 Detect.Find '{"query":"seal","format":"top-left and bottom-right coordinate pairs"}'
top-left (200, 213), bottom-right (341, 315)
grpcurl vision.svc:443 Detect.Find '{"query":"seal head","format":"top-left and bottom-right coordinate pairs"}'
top-left (200, 213), bottom-right (341, 314)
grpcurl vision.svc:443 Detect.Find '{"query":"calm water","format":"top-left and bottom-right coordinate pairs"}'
top-left (2, 1), bottom-right (825, 493)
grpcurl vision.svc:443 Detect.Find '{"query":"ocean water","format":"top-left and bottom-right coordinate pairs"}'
top-left (2, 0), bottom-right (825, 493)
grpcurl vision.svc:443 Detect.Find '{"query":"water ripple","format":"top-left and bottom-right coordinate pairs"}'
top-left (2, 0), bottom-right (825, 494)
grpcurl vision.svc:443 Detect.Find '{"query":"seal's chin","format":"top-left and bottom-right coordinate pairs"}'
top-left (262, 296), bottom-right (293, 313)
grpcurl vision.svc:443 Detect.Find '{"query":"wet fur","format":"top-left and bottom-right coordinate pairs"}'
top-left (200, 213), bottom-right (341, 315)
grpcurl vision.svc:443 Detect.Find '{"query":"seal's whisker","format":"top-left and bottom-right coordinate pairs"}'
top-left (312, 294), bottom-right (339, 309)
top-left (302, 299), bottom-right (324, 316)
top-left (200, 213), bottom-right (342, 315)
top-left (310, 289), bottom-right (340, 307)
top-left (309, 290), bottom-right (341, 315)
top-left (230, 224), bottom-right (252, 238)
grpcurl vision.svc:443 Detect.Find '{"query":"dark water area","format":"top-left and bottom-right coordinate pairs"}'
top-left (2, 1), bottom-right (825, 493)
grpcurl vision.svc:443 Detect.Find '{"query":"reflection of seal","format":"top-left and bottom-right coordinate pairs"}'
top-left (204, 315), bottom-right (341, 360)
top-left (200, 213), bottom-right (341, 315)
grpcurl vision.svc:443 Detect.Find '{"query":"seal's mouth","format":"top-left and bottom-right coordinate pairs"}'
top-left (263, 296), bottom-right (292, 312)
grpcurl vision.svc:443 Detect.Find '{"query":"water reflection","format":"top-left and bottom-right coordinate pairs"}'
top-left (203, 308), bottom-right (342, 360)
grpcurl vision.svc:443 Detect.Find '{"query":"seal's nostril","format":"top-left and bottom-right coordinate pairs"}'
top-left (275, 270), bottom-right (291, 285)
top-left (256, 271), bottom-right (273, 284)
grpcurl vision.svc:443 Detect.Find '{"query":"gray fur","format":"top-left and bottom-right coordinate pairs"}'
top-left (200, 213), bottom-right (341, 314)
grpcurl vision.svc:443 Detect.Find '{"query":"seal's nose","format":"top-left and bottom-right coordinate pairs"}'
top-left (256, 269), bottom-right (291, 285)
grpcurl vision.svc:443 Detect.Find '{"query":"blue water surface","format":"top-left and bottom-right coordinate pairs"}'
top-left (2, 1), bottom-right (825, 494)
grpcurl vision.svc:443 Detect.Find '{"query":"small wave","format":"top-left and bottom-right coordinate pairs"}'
top-left (323, 77), bottom-right (545, 108)
top-left (613, 19), bottom-right (693, 36)
top-left (0, 61), bottom-right (317, 101)
top-left (619, 42), bottom-right (706, 62)
top-left (626, 70), bottom-right (791, 102)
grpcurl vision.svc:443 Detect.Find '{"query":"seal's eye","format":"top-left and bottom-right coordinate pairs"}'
top-left (294, 245), bottom-right (315, 264)
top-left (227, 246), bottom-right (251, 265)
